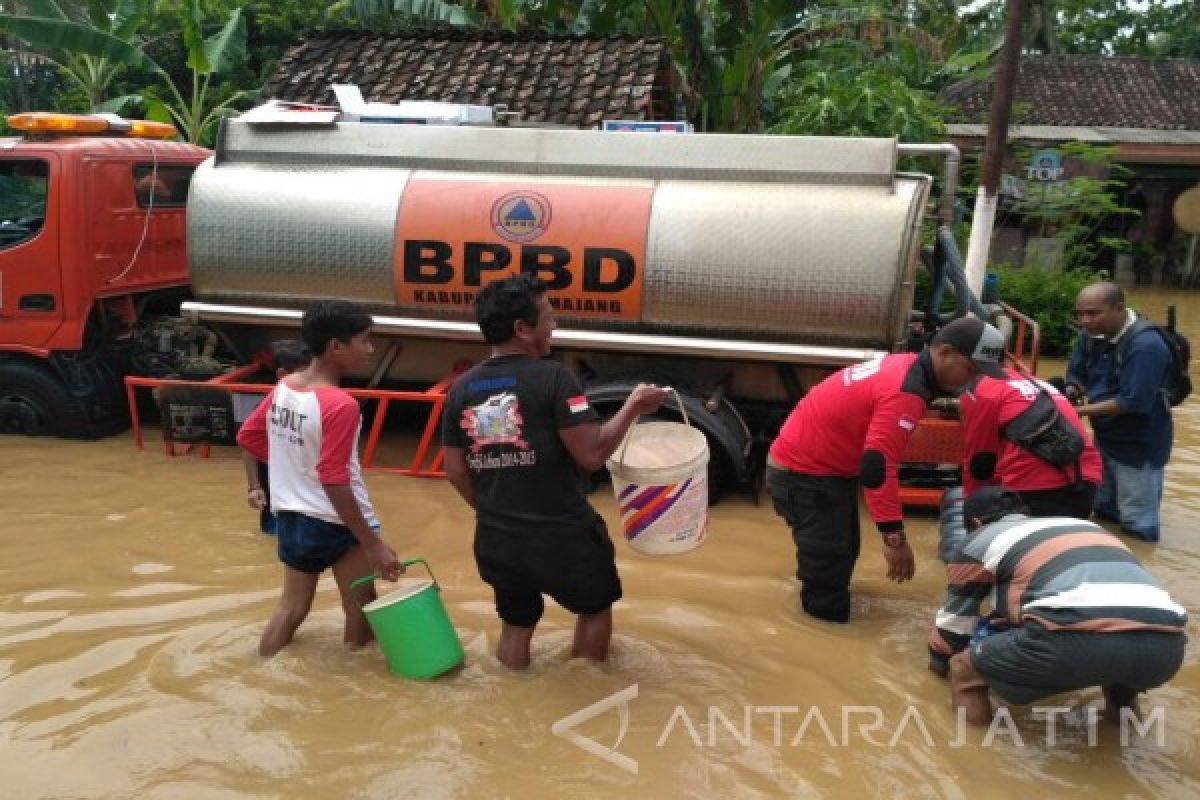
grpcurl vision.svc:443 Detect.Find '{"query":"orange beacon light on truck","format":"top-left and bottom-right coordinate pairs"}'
top-left (7, 112), bottom-right (177, 139)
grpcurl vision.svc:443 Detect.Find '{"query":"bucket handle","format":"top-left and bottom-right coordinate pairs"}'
top-left (614, 386), bottom-right (688, 469)
top-left (350, 558), bottom-right (438, 591)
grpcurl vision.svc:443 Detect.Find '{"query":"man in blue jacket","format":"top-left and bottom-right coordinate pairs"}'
top-left (1066, 282), bottom-right (1173, 541)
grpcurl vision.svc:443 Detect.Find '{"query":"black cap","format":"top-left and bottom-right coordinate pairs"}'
top-left (963, 485), bottom-right (1029, 527)
top-left (931, 316), bottom-right (1007, 378)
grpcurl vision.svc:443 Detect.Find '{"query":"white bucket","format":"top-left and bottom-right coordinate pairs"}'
top-left (606, 391), bottom-right (710, 556)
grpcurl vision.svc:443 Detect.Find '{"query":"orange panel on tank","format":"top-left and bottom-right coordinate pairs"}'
top-left (394, 179), bottom-right (651, 320)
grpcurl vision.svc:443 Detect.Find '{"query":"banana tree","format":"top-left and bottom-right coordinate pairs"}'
top-left (0, 0), bottom-right (253, 143)
top-left (640, 0), bottom-right (800, 133)
top-left (0, 0), bottom-right (154, 108)
top-left (780, 1), bottom-right (995, 90)
top-left (136, 2), bottom-right (253, 144)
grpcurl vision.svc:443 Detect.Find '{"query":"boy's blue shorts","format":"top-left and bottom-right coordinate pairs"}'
top-left (276, 511), bottom-right (361, 574)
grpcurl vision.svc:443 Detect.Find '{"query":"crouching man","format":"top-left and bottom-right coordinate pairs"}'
top-left (928, 485), bottom-right (1187, 725)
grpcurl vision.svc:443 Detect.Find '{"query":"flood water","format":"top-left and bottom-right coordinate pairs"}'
top-left (2, 286), bottom-right (1199, 799)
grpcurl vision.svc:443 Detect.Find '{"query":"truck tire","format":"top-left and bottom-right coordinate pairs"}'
top-left (0, 360), bottom-right (90, 438)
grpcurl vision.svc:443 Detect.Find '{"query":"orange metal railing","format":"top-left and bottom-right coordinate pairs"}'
top-left (1000, 301), bottom-right (1041, 376)
top-left (124, 365), bottom-right (459, 479)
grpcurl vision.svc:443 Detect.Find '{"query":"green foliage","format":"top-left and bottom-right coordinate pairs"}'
top-left (0, 1), bottom-right (254, 144)
top-left (239, 2), bottom-right (353, 82)
top-left (765, 1), bottom-right (999, 138)
top-left (993, 265), bottom-right (1101, 355)
top-left (0, 48), bottom-right (69, 113)
top-left (1152, 3), bottom-right (1200, 57)
top-left (912, 264), bottom-right (939, 315)
top-left (343, 0), bottom-right (479, 27)
top-left (1038, 0), bottom-right (1200, 57)
top-left (0, 168), bottom-right (46, 220)
top-left (0, 0), bottom-right (157, 108)
top-left (590, 0), bottom-right (801, 132)
top-left (142, 3), bottom-right (255, 145)
top-left (770, 60), bottom-right (947, 140)
top-left (914, 256), bottom-right (1101, 355)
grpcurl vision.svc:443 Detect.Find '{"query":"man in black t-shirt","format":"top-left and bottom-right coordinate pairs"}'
top-left (442, 274), bottom-right (667, 670)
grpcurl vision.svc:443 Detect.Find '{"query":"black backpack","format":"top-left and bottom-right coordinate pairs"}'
top-left (1114, 307), bottom-right (1192, 408)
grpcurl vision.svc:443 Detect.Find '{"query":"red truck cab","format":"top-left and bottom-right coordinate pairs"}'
top-left (0, 113), bottom-right (210, 436)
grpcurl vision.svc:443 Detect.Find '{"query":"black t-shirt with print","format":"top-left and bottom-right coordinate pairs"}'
top-left (442, 353), bottom-right (600, 531)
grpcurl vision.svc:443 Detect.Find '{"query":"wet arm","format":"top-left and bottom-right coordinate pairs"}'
top-left (559, 384), bottom-right (666, 472)
top-left (1075, 398), bottom-right (1121, 418)
top-left (443, 446), bottom-right (475, 508)
top-left (323, 482), bottom-right (399, 580)
top-left (316, 396), bottom-right (399, 578)
top-left (928, 556), bottom-right (994, 675)
top-left (241, 450), bottom-right (266, 509)
top-left (241, 449), bottom-right (262, 489)
top-left (860, 392), bottom-right (927, 533)
top-left (323, 484), bottom-right (376, 545)
top-left (236, 393), bottom-right (270, 509)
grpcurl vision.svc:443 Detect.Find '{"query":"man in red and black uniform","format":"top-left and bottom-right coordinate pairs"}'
top-left (959, 369), bottom-right (1101, 519)
top-left (767, 316), bottom-right (1007, 623)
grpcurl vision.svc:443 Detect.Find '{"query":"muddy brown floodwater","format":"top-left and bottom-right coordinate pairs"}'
top-left (2, 287), bottom-right (1199, 799)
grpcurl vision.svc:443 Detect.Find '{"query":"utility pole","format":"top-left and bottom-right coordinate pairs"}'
top-left (964, 0), bottom-right (1026, 297)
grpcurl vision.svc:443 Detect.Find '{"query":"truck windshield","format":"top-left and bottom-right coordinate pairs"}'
top-left (0, 159), bottom-right (49, 250)
top-left (133, 164), bottom-right (194, 207)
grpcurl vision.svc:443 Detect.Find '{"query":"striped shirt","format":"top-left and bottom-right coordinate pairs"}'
top-left (929, 514), bottom-right (1186, 660)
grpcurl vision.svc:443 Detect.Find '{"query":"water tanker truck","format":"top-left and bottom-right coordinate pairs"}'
top-left (1, 108), bottom-right (1019, 499)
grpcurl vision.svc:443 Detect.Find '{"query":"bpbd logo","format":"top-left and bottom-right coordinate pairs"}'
top-left (491, 191), bottom-right (551, 243)
top-left (402, 187), bottom-right (637, 295)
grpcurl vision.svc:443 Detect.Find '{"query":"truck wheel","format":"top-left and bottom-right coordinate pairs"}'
top-left (0, 361), bottom-right (89, 437)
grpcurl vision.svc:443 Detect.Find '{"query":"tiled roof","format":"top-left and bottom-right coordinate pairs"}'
top-left (262, 30), bottom-right (674, 128)
top-left (941, 56), bottom-right (1200, 131)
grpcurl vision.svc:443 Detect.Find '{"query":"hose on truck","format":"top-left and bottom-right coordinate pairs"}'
top-left (937, 225), bottom-right (989, 321)
top-left (919, 225), bottom-right (990, 334)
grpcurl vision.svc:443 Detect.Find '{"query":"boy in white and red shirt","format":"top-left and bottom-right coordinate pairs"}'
top-left (238, 300), bottom-right (402, 657)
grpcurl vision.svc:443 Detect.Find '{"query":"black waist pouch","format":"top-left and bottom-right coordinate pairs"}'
top-left (1002, 390), bottom-right (1085, 467)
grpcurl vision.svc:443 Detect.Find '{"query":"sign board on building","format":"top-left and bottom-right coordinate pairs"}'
top-left (601, 121), bottom-right (692, 133)
top-left (1026, 150), bottom-right (1065, 182)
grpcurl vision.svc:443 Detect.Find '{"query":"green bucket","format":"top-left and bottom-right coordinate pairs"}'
top-left (352, 559), bottom-right (464, 680)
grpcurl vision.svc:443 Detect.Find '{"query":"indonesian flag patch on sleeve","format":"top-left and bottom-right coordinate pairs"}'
top-left (567, 395), bottom-right (590, 414)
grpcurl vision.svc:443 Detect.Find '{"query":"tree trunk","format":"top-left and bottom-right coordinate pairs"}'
top-left (11, 48), bottom-right (31, 112)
